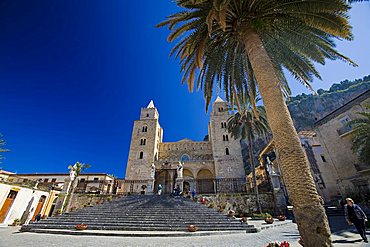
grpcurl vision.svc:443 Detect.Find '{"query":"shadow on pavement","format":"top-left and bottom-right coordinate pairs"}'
top-left (332, 239), bottom-right (363, 244)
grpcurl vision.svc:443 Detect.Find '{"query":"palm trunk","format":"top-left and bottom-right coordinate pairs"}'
top-left (248, 134), bottom-right (262, 214)
top-left (243, 28), bottom-right (331, 246)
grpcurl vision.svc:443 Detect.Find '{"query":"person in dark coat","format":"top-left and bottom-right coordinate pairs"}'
top-left (344, 198), bottom-right (368, 242)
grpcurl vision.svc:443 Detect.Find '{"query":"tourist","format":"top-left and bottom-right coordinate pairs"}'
top-left (344, 198), bottom-right (368, 242)
top-left (157, 184), bottom-right (162, 196)
top-left (191, 189), bottom-right (196, 199)
top-left (34, 213), bottom-right (41, 222)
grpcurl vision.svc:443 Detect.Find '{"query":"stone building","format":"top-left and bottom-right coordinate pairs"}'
top-left (0, 183), bottom-right (51, 226)
top-left (124, 97), bottom-right (245, 194)
top-left (314, 89), bottom-right (370, 198)
top-left (7, 173), bottom-right (115, 194)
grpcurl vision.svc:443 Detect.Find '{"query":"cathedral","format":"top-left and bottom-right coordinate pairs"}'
top-left (124, 97), bottom-right (245, 194)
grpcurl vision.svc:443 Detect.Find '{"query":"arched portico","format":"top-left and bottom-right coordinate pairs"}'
top-left (196, 169), bottom-right (214, 194)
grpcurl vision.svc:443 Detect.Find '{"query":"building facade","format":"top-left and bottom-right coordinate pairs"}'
top-left (314, 89), bottom-right (370, 198)
top-left (0, 183), bottom-right (50, 226)
top-left (124, 97), bottom-right (245, 194)
top-left (7, 173), bottom-right (115, 194)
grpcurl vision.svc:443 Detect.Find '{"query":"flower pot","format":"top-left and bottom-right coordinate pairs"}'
top-left (187, 224), bottom-right (198, 232)
top-left (277, 215), bottom-right (286, 221)
top-left (228, 210), bottom-right (235, 217)
top-left (75, 224), bottom-right (88, 230)
top-left (265, 217), bottom-right (274, 224)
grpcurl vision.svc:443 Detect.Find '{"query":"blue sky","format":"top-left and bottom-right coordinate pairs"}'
top-left (0, 1), bottom-right (369, 177)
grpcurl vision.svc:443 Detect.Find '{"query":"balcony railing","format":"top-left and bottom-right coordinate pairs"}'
top-left (337, 125), bottom-right (353, 136)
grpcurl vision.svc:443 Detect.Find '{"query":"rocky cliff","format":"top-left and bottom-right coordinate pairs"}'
top-left (288, 75), bottom-right (370, 130)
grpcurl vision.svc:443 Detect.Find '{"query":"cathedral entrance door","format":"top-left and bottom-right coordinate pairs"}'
top-left (154, 169), bottom-right (176, 194)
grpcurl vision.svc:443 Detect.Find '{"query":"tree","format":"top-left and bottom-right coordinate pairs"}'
top-left (227, 93), bottom-right (269, 214)
top-left (62, 162), bottom-right (91, 213)
top-left (348, 105), bottom-right (370, 164)
top-left (158, 1), bottom-right (356, 245)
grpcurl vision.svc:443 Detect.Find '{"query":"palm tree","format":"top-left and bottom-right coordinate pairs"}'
top-left (158, 1), bottom-right (356, 245)
top-left (62, 162), bottom-right (91, 213)
top-left (348, 105), bottom-right (370, 164)
top-left (227, 93), bottom-right (269, 214)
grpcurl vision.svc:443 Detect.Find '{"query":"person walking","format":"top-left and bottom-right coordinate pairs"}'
top-left (157, 184), bottom-right (162, 196)
top-left (344, 198), bottom-right (368, 242)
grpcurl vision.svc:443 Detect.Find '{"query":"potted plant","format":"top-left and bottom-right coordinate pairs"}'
top-left (264, 213), bottom-right (274, 224)
top-left (187, 224), bottom-right (198, 232)
top-left (277, 214), bottom-right (286, 221)
top-left (228, 210), bottom-right (235, 217)
top-left (12, 219), bottom-right (21, 226)
top-left (265, 241), bottom-right (290, 247)
top-left (75, 223), bottom-right (88, 230)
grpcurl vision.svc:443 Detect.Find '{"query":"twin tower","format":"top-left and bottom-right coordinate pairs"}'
top-left (124, 97), bottom-right (245, 194)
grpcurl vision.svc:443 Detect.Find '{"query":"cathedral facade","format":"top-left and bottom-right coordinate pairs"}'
top-left (124, 97), bottom-right (245, 194)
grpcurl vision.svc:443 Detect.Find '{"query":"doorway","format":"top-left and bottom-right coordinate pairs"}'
top-left (0, 190), bottom-right (18, 223)
top-left (31, 195), bottom-right (46, 221)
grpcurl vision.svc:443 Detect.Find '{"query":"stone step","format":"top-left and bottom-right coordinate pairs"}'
top-left (22, 195), bottom-right (258, 232)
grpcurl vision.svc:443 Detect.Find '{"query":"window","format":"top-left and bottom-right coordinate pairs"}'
top-left (223, 135), bottom-right (229, 141)
top-left (142, 126), bottom-right (148, 132)
top-left (225, 148), bottom-right (230, 155)
top-left (320, 155), bottom-right (327, 163)
top-left (80, 178), bottom-right (86, 182)
top-left (139, 151), bottom-right (144, 159)
top-left (218, 107), bottom-right (224, 112)
top-left (146, 113), bottom-right (149, 117)
top-left (44, 178), bottom-right (49, 183)
top-left (180, 154), bottom-right (190, 162)
top-left (222, 122), bottom-right (227, 128)
top-left (339, 115), bottom-right (351, 126)
top-left (51, 178), bottom-right (56, 183)
top-left (140, 139), bottom-right (146, 145)
top-left (94, 177), bottom-right (99, 181)
top-left (227, 166), bottom-right (232, 174)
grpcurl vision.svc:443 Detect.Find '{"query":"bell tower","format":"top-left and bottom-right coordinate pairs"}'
top-left (209, 96), bottom-right (245, 178)
top-left (125, 100), bottom-right (163, 181)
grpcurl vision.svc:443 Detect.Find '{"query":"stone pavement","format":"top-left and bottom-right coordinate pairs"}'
top-left (0, 222), bottom-right (369, 247)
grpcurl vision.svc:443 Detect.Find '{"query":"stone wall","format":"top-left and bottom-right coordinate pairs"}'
top-left (67, 194), bottom-right (119, 212)
top-left (197, 192), bottom-right (287, 216)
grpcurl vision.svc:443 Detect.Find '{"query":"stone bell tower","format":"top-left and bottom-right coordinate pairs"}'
top-left (125, 100), bottom-right (163, 183)
top-left (209, 96), bottom-right (245, 178)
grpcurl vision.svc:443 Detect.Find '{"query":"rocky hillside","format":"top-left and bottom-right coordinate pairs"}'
top-left (288, 75), bottom-right (370, 130)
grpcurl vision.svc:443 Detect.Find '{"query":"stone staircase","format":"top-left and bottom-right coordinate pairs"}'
top-left (21, 195), bottom-right (257, 232)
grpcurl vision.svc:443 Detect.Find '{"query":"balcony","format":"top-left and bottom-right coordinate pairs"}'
top-left (337, 125), bottom-right (354, 136)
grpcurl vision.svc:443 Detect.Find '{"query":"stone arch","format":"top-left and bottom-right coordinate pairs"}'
top-left (196, 169), bottom-right (213, 179)
top-left (183, 169), bottom-right (194, 195)
top-left (196, 169), bottom-right (214, 194)
top-left (183, 169), bottom-right (194, 178)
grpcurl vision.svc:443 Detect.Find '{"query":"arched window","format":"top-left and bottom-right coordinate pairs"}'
top-left (142, 126), bottom-right (147, 132)
top-left (139, 151), bottom-right (144, 159)
top-left (140, 139), bottom-right (146, 145)
top-left (180, 154), bottom-right (190, 162)
top-left (225, 135), bottom-right (229, 141)
top-left (223, 135), bottom-right (225, 141)
top-left (221, 122), bottom-right (227, 128)
top-left (225, 148), bottom-right (230, 155)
